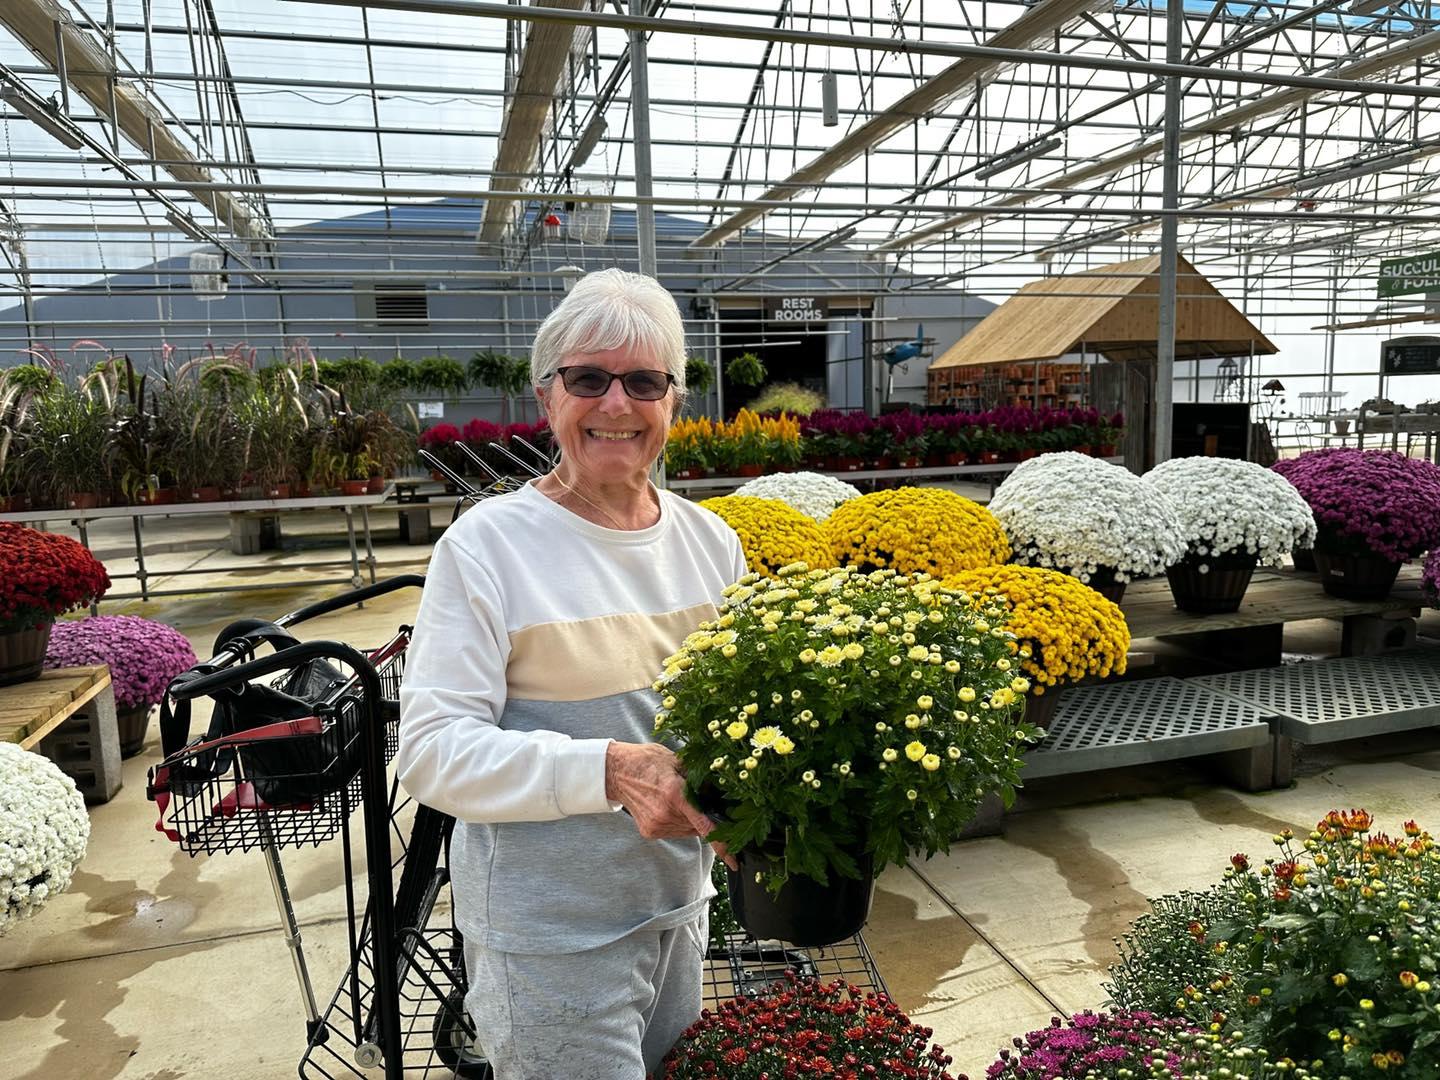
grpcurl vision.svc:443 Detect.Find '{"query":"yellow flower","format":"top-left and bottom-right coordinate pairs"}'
top-left (906, 645), bottom-right (928, 661)
top-left (721, 643), bottom-right (738, 658)
top-left (905, 740), bottom-right (926, 762)
top-left (842, 642), bottom-right (865, 660)
top-left (958, 687), bottom-right (976, 703)
top-left (750, 726), bottom-right (780, 748)
top-left (699, 495), bottom-right (832, 577)
top-left (944, 565), bottom-right (1130, 691)
top-left (816, 645), bottom-right (845, 667)
top-left (772, 736), bottom-right (795, 755)
top-left (726, 720), bottom-right (749, 739)
top-left (743, 756), bottom-right (759, 770)
top-left (824, 488), bottom-right (1009, 576)
top-left (799, 648), bottom-right (817, 664)
top-left (921, 753), bottom-right (941, 771)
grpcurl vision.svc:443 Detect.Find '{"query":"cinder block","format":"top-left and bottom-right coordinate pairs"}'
top-left (38, 689), bottom-right (122, 804)
top-left (397, 505), bottom-right (432, 545)
top-left (228, 513), bottom-right (283, 555)
top-left (1341, 614), bottom-right (1417, 657)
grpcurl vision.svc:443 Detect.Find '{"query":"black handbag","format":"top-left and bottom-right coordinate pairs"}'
top-left (160, 619), bottom-right (357, 805)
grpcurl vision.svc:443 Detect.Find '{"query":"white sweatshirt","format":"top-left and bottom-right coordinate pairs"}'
top-left (397, 480), bottom-right (746, 953)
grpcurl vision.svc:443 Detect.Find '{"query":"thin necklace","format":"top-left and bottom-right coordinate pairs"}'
top-left (545, 470), bottom-right (645, 531)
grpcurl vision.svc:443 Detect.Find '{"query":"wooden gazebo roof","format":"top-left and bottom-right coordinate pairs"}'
top-left (931, 255), bottom-right (1278, 368)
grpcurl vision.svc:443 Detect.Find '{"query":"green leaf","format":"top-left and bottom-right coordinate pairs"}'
top-left (1259, 913), bottom-right (1314, 931)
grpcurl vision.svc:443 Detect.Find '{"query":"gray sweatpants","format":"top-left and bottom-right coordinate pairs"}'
top-left (462, 914), bottom-right (708, 1079)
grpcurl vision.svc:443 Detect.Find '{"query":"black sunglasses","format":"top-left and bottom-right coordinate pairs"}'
top-left (556, 365), bottom-right (675, 401)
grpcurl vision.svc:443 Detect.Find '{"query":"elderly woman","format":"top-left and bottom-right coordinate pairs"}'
top-left (397, 269), bottom-right (745, 1078)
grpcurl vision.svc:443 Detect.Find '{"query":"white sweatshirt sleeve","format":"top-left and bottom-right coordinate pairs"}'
top-left (396, 537), bottom-right (616, 823)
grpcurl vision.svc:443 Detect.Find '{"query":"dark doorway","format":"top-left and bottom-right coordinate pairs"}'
top-left (718, 311), bottom-right (829, 415)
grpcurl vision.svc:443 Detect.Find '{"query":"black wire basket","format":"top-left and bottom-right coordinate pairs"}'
top-left (148, 632), bottom-right (408, 856)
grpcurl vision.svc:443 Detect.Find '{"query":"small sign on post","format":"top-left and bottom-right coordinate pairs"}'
top-left (1377, 251), bottom-right (1440, 298)
top-left (1380, 338), bottom-right (1440, 376)
top-left (764, 296), bottom-right (829, 323)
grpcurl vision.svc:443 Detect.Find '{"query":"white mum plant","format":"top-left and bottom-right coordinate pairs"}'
top-left (1, 743), bottom-right (90, 937)
top-left (990, 452), bottom-right (1186, 583)
top-left (1143, 456), bottom-right (1317, 568)
top-left (734, 470), bottom-right (861, 522)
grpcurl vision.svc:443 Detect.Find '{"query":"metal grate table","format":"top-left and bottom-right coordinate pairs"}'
top-left (1194, 648), bottom-right (1440, 745)
top-left (1024, 676), bottom-right (1275, 779)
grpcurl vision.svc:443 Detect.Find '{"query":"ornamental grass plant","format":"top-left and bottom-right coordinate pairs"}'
top-left (1143, 457), bottom-right (1316, 568)
top-left (942, 565), bottom-right (1129, 694)
top-left (734, 470), bottom-right (861, 522)
top-left (699, 495), bottom-right (833, 576)
top-left (44, 616), bottom-right (196, 712)
top-left (0, 522), bottom-right (111, 632)
top-left (990, 453), bottom-right (1186, 584)
top-left (652, 565), bottom-right (1038, 890)
top-left (1272, 449), bottom-right (1440, 562)
top-left (1106, 810), bottom-right (1440, 1077)
top-left (656, 972), bottom-right (959, 1080)
top-left (825, 488), bottom-right (1011, 578)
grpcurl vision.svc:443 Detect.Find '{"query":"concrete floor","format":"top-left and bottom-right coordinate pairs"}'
top-left (4, 502), bottom-right (1439, 1080)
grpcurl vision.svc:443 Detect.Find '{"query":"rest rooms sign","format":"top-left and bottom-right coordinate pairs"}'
top-left (764, 296), bottom-right (829, 322)
top-left (1378, 250), bottom-right (1440, 298)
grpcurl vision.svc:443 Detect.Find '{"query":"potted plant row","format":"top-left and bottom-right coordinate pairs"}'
top-left (0, 352), bottom-right (419, 512)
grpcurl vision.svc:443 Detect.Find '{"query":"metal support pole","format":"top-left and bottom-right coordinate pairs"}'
top-left (52, 22), bottom-right (70, 114)
top-left (1153, 0), bottom-right (1183, 467)
top-left (131, 514), bottom-right (150, 601)
top-left (629, 0), bottom-right (657, 277)
top-left (344, 506), bottom-right (362, 588)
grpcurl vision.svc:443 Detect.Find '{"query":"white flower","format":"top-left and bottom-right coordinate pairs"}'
top-left (990, 452), bottom-right (1187, 581)
top-left (0, 743), bottom-right (89, 937)
top-left (734, 471), bottom-right (861, 522)
top-left (1143, 456), bottom-right (1317, 568)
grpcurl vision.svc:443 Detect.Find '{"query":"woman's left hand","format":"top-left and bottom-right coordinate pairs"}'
top-left (604, 742), bottom-right (738, 869)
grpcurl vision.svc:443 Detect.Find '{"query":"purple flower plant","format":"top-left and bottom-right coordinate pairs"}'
top-left (986, 1010), bottom-right (1194, 1080)
top-left (1272, 448), bottom-right (1440, 562)
top-left (44, 615), bottom-right (197, 711)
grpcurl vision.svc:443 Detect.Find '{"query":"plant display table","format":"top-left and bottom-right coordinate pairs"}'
top-left (1195, 648), bottom-right (1440, 748)
top-left (1121, 566), bottom-right (1424, 666)
top-left (0, 665), bottom-right (120, 803)
top-left (1025, 677), bottom-right (1275, 789)
top-left (0, 491), bottom-right (392, 603)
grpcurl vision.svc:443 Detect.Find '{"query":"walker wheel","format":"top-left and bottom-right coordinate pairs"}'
top-left (433, 989), bottom-right (492, 1079)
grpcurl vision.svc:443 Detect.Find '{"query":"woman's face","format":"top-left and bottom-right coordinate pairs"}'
top-left (538, 346), bottom-right (676, 485)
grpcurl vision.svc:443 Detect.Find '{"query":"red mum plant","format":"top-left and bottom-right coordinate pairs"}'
top-left (657, 972), bottom-right (959, 1080)
top-left (0, 522), bottom-right (110, 631)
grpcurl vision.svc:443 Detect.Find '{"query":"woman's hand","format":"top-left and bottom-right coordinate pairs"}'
top-left (605, 742), bottom-right (738, 869)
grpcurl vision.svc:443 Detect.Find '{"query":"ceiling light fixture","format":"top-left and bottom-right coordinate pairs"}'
top-left (0, 83), bottom-right (84, 150)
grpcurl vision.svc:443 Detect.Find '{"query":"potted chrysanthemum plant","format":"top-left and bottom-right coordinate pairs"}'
top-left (943, 564), bottom-right (1130, 729)
top-left (699, 495), bottom-right (833, 576)
top-left (734, 470), bottom-right (861, 522)
top-left (989, 452), bottom-right (1186, 603)
top-left (658, 973), bottom-right (959, 1079)
top-left (0, 743), bottom-right (90, 937)
top-left (1143, 456), bottom-right (1317, 613)
top-left (653, 564), bottom-right (1038, 947)
top-left (44, 616), bottom-right (197, 757)
top-left (823, 487), bottom-right (1011, 578)
top-left (1424, 549), bottom-right (1438, 608)
top-left (0, 522), bottom-right (111, 687)
top-left (1273, 449), bottom-right (1440, 600)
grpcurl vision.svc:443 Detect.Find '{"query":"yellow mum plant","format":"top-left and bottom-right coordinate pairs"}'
top-left (700, 495), bottom-right (833, 576)
top-left (944, 564), bottom-right (1130, 693)
top-left (826, 488), bottom-right (1010, 577)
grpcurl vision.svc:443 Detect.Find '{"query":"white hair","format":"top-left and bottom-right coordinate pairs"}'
top-left (530, 268), bottom-right (687, 398)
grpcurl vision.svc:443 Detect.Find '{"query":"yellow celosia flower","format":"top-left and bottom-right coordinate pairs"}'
top-left (700, 495), bottom-right (832, 576)
top-left (943, 565), bottom-right (1130, 691)
top-left (825, 488), bottom-right (1009, 576)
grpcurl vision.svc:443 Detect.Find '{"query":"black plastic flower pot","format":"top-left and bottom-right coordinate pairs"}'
top-left (1021, 686), bottom-right (1063, 730)
top-left (726, 847), bottom-right (874, 948)
top-left (1312, 547), bottom-right (1402, 601)
top-left (1084, 566), bottom-right (1127, 604)
top-left (1291, 546), bottom-right (1317, 573)
top-left (1166, 550), bottom-right (1259, 614)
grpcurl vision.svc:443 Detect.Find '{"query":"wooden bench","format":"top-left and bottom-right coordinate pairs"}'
top-left (0, 665), bottom-right (121, 803)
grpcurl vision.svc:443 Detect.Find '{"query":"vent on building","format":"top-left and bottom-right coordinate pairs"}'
top-left (356, 282), bottom-right (429, 328)
top-left (374, 284), bottom-right (428, 324)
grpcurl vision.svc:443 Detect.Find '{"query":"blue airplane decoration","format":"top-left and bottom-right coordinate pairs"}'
top-left (881, 323), bottom-right (925, 367)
